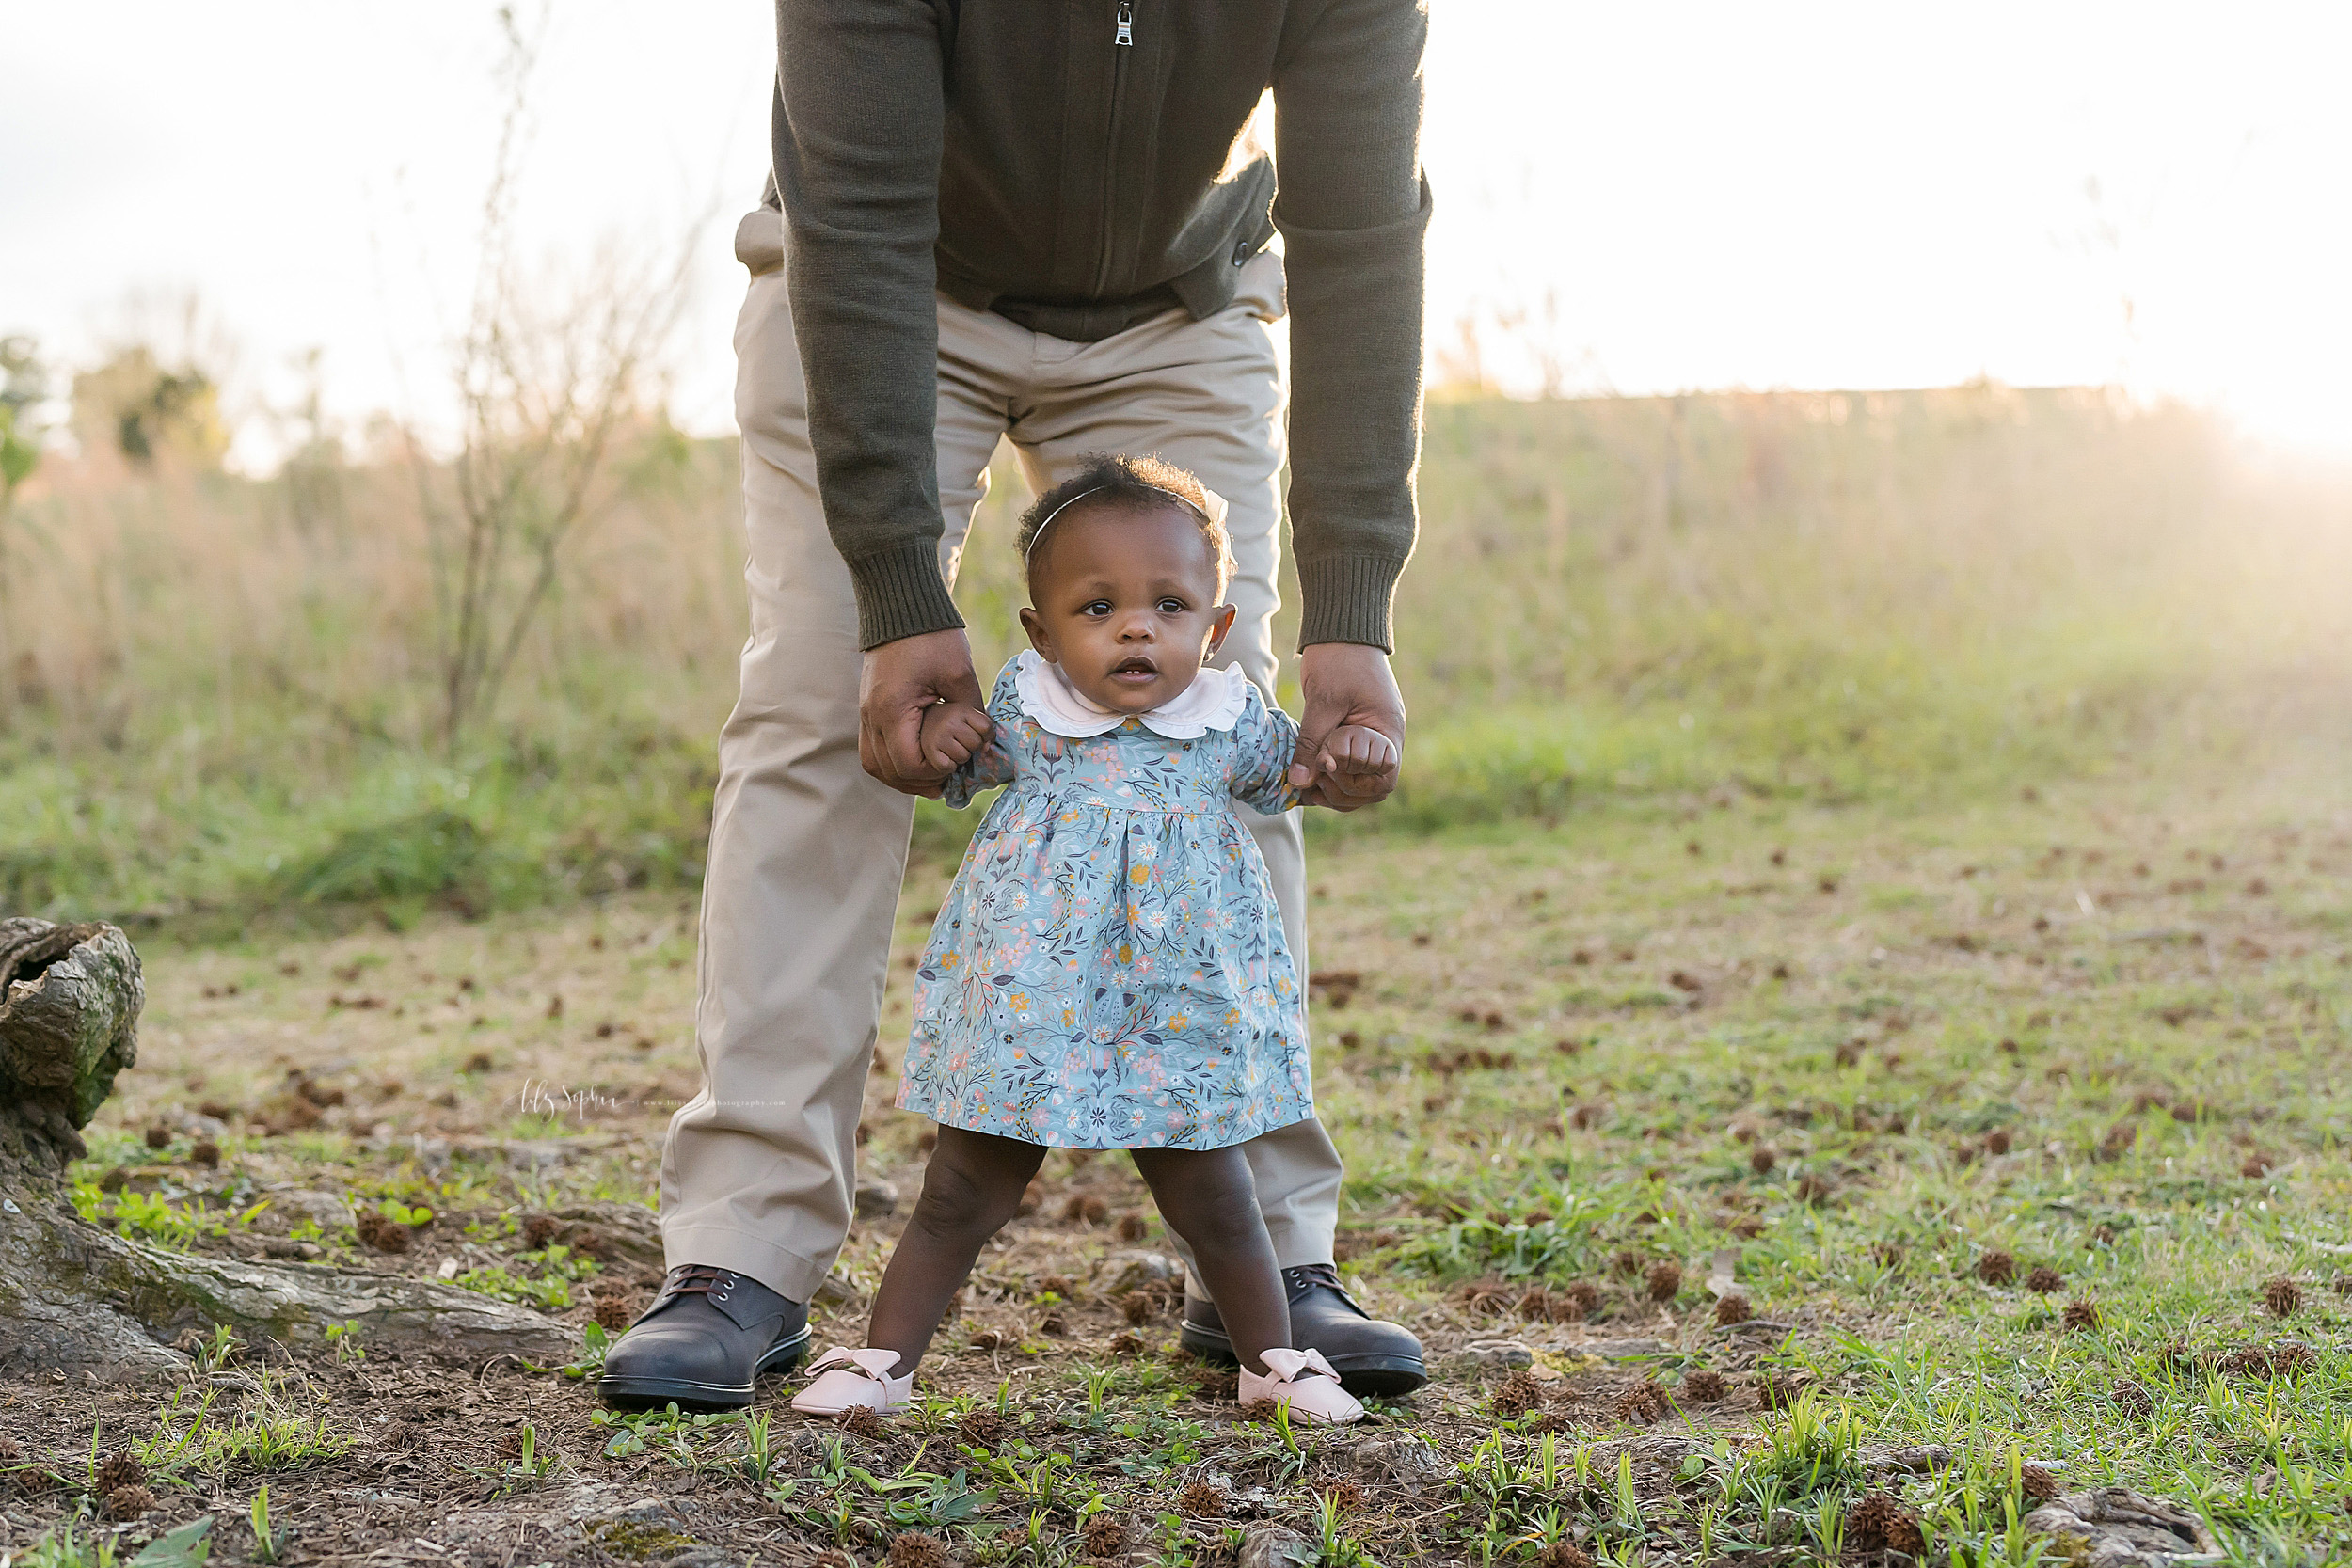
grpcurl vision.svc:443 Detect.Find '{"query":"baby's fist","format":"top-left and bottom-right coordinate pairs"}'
top-left (918, 700), bottom-right (993, 774)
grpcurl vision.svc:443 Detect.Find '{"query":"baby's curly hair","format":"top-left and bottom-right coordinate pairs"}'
top-left (1017, 453), bottom-right (1233, 595)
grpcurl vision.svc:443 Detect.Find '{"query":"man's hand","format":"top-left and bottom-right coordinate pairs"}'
top-left (1312, 724), bottom-right (1401, 801)
top-left (859, 628), bottom-right (989, 798)
top-left (1289, 643), bottom-right (1406, 811)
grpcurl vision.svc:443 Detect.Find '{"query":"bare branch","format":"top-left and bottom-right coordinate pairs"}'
top-left (413, 2), bottom-right (699, 750)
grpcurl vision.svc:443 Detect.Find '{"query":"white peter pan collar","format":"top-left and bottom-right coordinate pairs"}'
top-left (1012, 648), bottom-right (1250, 740)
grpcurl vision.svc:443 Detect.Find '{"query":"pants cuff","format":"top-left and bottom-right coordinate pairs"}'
top-left (1180, 1228), bottom-right (1338, 1299)
top-left (660, 1223), bottom-right (834, 1305)
top-left (1263, 1219), bottom-right (1338, 1273)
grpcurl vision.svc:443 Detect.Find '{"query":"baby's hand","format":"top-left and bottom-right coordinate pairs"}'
top-left (1309, 724), bottom-right (1401, 803)
top-left (918, 701), bottom-right (994, 774)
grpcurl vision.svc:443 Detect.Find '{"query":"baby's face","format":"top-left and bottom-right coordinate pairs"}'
top-left (1019, 501), bottom-right (1236, 715)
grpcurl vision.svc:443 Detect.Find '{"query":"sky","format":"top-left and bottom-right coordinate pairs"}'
top-left (6, 1), bottom-right (2350, 466)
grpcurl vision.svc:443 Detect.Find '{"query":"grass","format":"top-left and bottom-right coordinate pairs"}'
top-left (1269, 763), bottom-right (2352, 1562)
top-left (453, 1243), bottom-right (602, 1311)
top-left (126, 1370), bottom-right (350, 1481)
top-left (18, 742), bottom-right (2344, 1564)
top-left (5, 386), bottom-right (2347, 924)
top-left (8, 387), bottom-right (2352, 1562)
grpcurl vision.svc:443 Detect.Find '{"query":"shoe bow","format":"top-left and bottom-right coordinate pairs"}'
top-left (1257, 1346), bottom-right (1341, 1385)
top-left (804, 1346), bottom-right (905, 1382)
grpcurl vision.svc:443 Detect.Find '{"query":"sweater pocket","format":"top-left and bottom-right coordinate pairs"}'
top-left (1165, 160), bottom-right (1279, 321)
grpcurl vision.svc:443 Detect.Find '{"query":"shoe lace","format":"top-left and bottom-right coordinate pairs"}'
top-left (662, 1264), bottom-right (741, 1303)
top-left (1283, 1263), bottom-right (1359, 1307)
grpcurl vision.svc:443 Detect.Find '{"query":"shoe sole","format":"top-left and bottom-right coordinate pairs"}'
top-left (1180, 1320), bottom-right (1428, 1398)
top-left (597, 1324), bottom-right (812, 1412)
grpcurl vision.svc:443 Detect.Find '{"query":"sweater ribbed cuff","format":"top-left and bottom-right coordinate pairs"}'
top-left (848, 540), bottom-right (965, 651)
top-left (1295, 554), bottom-right (1406, 653)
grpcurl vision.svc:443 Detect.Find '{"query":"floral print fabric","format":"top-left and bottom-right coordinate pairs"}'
top-left (898, 658), bottom-right (1311, 1150)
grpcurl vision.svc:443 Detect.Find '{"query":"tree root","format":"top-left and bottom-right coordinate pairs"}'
top-left (0, 1195), bottom-right (579, 1376)
top-left (0, 918), bottom-right (576, 1375)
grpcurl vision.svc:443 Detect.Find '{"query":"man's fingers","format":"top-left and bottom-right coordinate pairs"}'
top-left (1306, 730), bottom-right (1399, 812)
top-left (1325, 725), bottom-right (1401, 774)
top-left (1304, 727), bottom-right (1400, 813)
top-left (1295, 741), bottom-right (1359, 810)
top-left (1357, 729), bottom-right (1401, 769)
top-left (859, 628), bottom-right (988, 794)
top-left (882, 708), bottom-right (933, 782)
top-left (1290, 644), bottom-right (1406, 812)
top-left (1324, 732), bottom-right (1371, 773)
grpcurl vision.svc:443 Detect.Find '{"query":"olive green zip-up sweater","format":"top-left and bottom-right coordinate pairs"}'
top-left (765, 0), bottom-right (1430, 651)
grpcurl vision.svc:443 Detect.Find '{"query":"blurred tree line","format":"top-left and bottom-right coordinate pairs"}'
top-left (0, 5), bottom-right (688, 758)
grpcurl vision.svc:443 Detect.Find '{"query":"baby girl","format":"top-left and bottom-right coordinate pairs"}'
top-left (790, 453), bottom-right (1397, 1425)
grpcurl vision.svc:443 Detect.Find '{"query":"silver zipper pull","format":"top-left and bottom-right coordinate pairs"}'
top-left (1115, 1), bottom-right (1134, 45)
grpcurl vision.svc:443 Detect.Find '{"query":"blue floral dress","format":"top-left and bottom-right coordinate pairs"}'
top-left (897, 656), bottom-right (1312, 1150)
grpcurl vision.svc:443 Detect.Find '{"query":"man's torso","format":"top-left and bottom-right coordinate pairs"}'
top-left (759, 1), bottom-right (1332, 341)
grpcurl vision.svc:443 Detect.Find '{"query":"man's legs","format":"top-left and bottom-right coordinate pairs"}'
top-left (655, 266), bottom-right (910, 1300)
top-left (608, 265), bottom-right (1008, 1409)
top-left (621, 249), bottom-right (1417, 1405)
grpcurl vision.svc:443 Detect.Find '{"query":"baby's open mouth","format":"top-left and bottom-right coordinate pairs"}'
top-left (1109, 657), bottom-right (1159, 681)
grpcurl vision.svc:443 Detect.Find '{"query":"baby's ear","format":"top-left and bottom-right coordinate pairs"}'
top-left (1018, 606), bottom-right (1054, 658)
top-left (1204, 603), bottom-right (1238, 654)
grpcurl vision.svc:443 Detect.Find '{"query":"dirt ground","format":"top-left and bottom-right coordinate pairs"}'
top-left (8, 761), bottom-right (2350, 1565)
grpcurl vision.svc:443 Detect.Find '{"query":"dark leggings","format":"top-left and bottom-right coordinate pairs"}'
top-left (865, 1125), bottom-right (1290, 1377)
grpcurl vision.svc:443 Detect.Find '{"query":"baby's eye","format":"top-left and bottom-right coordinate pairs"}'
top-left (1157, 598), bottom-right (1187, 615)
top-left (1080, 600), bottom-right (1112, 617)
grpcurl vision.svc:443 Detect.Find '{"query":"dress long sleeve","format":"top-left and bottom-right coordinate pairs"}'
top-left (939, 738), bottom-right (1015, 809)
top-left (1227, 684), bottom-right (1303, 816)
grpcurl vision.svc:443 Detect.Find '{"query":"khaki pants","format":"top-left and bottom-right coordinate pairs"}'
top-left (658, 244), bottom-right (1343, 1303)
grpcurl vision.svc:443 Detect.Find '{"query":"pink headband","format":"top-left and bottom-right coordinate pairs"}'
top-left (1024, 481), bottom-right (1214, 557)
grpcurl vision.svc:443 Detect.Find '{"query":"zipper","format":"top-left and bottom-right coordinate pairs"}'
top-left (1092, 2), bottom-right (1134, 295)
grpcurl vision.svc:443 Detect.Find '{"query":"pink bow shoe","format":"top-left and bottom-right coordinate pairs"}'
top-left (789, 1347), bottom-right (914, 1417)
top-left (1239, 1347), bottom-right (1365, 1426)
